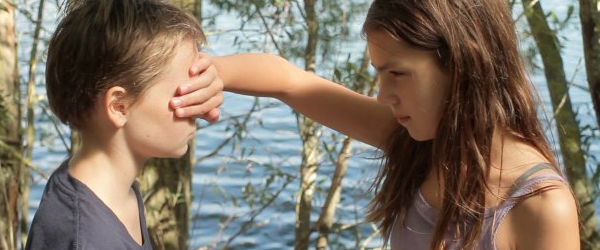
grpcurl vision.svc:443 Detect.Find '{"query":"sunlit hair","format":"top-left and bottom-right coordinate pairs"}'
top-left (362, 0), bottom-right (559, 249)
top-left (46, 0), bottom-right (205, 128)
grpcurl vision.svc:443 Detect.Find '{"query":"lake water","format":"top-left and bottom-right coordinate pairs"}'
top-left (15, 0), bottom-right (599, 249)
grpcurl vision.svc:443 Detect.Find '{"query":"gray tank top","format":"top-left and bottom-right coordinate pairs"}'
top-left (390, 164), bottom-right (565, 250)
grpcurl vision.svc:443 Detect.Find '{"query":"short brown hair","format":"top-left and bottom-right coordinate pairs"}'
top-left (46, 0), bottom-right (205, 128)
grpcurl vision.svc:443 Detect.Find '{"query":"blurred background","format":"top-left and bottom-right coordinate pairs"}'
top-left (0, 0), bottom-right (598, 249)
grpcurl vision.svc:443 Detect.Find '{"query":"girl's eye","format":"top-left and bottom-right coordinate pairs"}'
top-left (390, 71), bottom-right (404, 77)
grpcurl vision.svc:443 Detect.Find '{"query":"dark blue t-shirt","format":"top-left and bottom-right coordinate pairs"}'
top-left (25, 160), bottom-right (153, 250)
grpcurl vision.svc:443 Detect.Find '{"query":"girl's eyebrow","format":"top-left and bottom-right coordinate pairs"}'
top-left (371, 61), bottom-right (405, 72)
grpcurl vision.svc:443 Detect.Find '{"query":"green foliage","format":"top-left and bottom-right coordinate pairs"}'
top-left (0, 91), bottom-right (11, 130)
top-left (547, 5), bottom-right (576, 32)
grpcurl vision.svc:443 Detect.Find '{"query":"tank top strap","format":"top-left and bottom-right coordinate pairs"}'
top-left (487, 163), bottom-right (565, 250)
top-left (507, 163), bottom-right (556, 196)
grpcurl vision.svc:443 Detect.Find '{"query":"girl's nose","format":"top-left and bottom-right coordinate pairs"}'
top-left (376, 82), bottom-right (399, 105)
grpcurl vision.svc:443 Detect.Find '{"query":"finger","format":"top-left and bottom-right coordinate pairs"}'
top-left (174, 93), bottom-right (223, 118)
top-left (179, 65), bottom-right (218, 96)
top-left (179, 68), bottom-right (217, 96)
top-left (189, 53), bottom-right (212, 76)
top-left (177, 55), bottom-right (216, 96)
top-left (199, 108), bottom-right (220, 123)
top-left (171, 75), bottom-right (223, 109)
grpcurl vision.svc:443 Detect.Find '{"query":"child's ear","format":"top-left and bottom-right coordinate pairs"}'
top-left (103, 86), bottom-right (129, 128)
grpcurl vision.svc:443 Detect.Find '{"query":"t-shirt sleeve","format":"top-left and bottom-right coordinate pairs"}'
top-left (25, 219), bottom-right (77, 250)
top-left (25, 174), bottom-right (78, 250)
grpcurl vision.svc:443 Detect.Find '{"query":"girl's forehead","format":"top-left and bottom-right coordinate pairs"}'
top-left (367, 30), bottom-right (414, 53)
top-left (367, 31), bottom-right (435, 62)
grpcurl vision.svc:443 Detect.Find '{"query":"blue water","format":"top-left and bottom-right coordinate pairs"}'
top-left (15, 0), bottom-right (599, 249)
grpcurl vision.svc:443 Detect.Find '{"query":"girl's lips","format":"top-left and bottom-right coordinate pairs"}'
top-left (397, 116), bottom-right (411, 124)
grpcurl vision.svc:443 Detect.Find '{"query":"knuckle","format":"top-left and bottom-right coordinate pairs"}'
top-left (216, 79), bottom-right (224, 89)
top-left (186, 107), bottom-right (204, 117)
top-left (198, 92), bottom-right (210, 102)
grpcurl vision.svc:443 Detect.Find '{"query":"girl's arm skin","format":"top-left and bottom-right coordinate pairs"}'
top-left (212, 53), bottom-right (399, 148)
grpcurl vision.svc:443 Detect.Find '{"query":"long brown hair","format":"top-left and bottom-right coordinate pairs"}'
top-left (362, 0), bottom-right (558, 249)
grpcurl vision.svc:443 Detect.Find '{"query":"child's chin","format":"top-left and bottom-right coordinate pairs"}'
top-left (158, 145), bottom-right (190, 159)
top-left (173, 146), bottom-right (190, 157)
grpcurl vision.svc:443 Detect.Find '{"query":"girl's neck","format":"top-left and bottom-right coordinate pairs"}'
top-left (487, 128), bottom-right (550, 199)
top-left (490, 128), bottom-right (548, 171)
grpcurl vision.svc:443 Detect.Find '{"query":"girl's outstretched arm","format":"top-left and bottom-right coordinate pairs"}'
top-left (214, 53), bottom-right (398, 149)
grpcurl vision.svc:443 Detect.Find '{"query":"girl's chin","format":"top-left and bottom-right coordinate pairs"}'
top-left (407, 131), bottom-right (435, 142)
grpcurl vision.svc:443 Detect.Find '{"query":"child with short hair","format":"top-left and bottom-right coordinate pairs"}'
top-left (25, 0), bottom-right (221, 249)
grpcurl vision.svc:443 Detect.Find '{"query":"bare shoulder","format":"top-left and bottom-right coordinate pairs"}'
top-left (509, 179), bottom-right (580, 250)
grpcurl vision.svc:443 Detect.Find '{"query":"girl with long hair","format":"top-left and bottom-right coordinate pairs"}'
top-left (174, 0), bottom-right (579, 249)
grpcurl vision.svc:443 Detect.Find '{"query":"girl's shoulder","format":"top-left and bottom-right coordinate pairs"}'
top-left (505, 168), bottom-right (579, 250)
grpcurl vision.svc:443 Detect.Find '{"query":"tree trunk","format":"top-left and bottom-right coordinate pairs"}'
top-left (0, 1), bottom-right (21, 250)
top-left (578, 0), bottom-right (600, 128)
top-left (316, 137), bottom-right (351, 250)
top-left (170, 0), bottom-right (201, 16)
top-left (315, 46), bottom-right (374, 250)
top-left (294, 1), bottom-right (321, 249)
top-left (69, 130), bottom-right (80, 156)
top-left (138, 1), bottom-right (200, 250)
top-left (139, 156), bottom-right (193, 250)
top-left (21, 0), bottom-right (46, 245)
top-left (523, 1), bottom-right (600, 249)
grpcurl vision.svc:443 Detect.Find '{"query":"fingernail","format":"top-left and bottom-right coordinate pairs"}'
top-left (172, 98), bottom-right (181, 107)
top-left (179, 84), bottom-right (190, 94)
top-left (175, 108), bottom-right (185, 117)
top-left (190, 66), bottom-right (199, 75)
